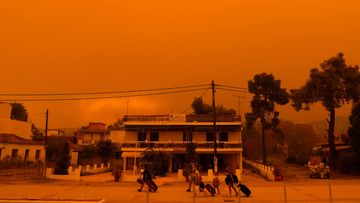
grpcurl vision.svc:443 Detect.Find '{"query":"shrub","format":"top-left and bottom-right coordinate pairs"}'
top-left (336, 150), bottom-right (360, 174)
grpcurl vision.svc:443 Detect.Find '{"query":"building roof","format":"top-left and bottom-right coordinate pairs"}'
top-left (0, 133), bottom-right (44, 145)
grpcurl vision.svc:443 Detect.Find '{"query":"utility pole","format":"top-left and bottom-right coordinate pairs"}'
top-left (45, 109), bottom-right (48, 145)
top-left (211, 81), bottom-right (218, 173)
top-left (43, 109), bottom-right (48, 178)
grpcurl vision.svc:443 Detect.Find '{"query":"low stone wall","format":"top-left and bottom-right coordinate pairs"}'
top-left (243, 159), bottom-right (275, 181)
top-left (46, 166), bottom-right (81, 181)
top-left (82, 163), bottom-right (111, 175)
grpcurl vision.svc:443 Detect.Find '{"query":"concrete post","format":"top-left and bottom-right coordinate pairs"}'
top-left (239, 152), bottom-right (243, 181)
top-left (86, 164), bottom-right (90, 171)
top-left (178, 169), bottom-right (183, 181)
top-left (93, 164), bottom-right (97, 171)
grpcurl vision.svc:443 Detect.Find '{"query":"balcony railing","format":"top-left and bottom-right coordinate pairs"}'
top-left (186, 114), bottom-right (241, 122)
top-left (120, 141), bottom-right (242, 150)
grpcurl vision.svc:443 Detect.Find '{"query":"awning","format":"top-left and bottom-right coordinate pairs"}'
top-left (121, 152), bottom-right (142, 157)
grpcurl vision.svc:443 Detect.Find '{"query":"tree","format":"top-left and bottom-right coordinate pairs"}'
top-left (141, 149), bottom-right (170, 176)
top-left (191, 97), bottom-right (236, 115)
top-left (54, 142), bottom-right (71, 175)
top-left (31, 124), bottom-right (44, 141)
top-left (291, 53), bottom-right (360, 169)
top-left (10, 103), bottom-right (28, 121)
top-left (96, 140), bottom-right (116, 163)
top-left (79, 145), bottom-right (98, 165)
top-left (192, 97), bottom-right (212, 114)
top-left (246, 73), bottom-right (289, 164)
top-left (348, 102), bottom-right (360, 161)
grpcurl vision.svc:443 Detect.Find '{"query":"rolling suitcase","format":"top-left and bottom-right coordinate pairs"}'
top-left (205, 184), bottom-right (216, 196)
top-left (199, 181), bottom-right (205, 191)
top-left (137, 178), bottom-right (144, 184)
top-left (147, 180), bottom-right (158, 192)
top-left (238, 183), bottom-right (251, 197)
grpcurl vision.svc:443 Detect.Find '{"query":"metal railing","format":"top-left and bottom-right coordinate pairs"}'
top-left (120, 141), bottom-right (242, 150)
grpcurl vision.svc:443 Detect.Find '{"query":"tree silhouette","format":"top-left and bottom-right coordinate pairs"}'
top-left (348, 102), bottom-right (360, 161)
top-left (291, 53), bottom-right (360, 169)
top-left (191, 97), bottom-right (236, 115)
top-left (10, 103), bottom-right (28, 121)
top-left (246, 73), bottom-right (289, 164)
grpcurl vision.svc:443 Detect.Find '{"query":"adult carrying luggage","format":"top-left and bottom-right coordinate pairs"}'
top-left (237, 183), bottom-right (251, 197)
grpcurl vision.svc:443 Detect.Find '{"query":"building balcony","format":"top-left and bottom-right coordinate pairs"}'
top-left (120, 141), bottom-right (242, 153)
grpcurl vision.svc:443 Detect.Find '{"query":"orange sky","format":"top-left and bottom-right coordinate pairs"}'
top-left (1, 0), bottom-right (359, 128)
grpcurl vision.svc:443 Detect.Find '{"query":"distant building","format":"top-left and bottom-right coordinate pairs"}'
top-left (0, 133), bottom-right (45, 162)
top-left (75, 122), bottom-right (110, 145)
top-left (111, 114), bottom-right (243, 173)
top-left (0, 103), bottom-right (32, 140)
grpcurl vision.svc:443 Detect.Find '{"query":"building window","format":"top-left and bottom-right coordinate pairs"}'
top-left (183, 132), bottom-right (193, 142)
top-left (219, 132), bottom-right (228, 142)
top-left (11, 149), bottom-right (18, 160)
top-left (137, 132), bottom-right (146, 141)
top-left (24, 149), bottom-right (30, 162)
top-left (35, 150), bottom-right (41, 161)
top-left (206, 132), bottom-right (214, 142)
top-left (150, 132), bottom-right (159, 141)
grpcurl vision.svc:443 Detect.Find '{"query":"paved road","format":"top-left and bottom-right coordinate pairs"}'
top-left (0, 172), bottom-right (359, 203)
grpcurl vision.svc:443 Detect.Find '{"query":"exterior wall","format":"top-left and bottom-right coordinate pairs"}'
top-left (0, 103), bottom-right (32, 140)
top-left (159, 132), bottom-right (182, 142)
top-left (123, 131), bottom-right (138, 142)
top-left (0, 143), bottom-right (45, 162)
top-left (193, 131), bottom-right (206, 142)
top-left (228, 131), bottom-right (242, 142)
top-left (109, 130), bottom-right (126, 143)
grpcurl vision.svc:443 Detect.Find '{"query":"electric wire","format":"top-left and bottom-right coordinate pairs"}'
top-left (0, 87), bottom-right (210, 102)
top-left (0, 84), bottom-right (210, 96)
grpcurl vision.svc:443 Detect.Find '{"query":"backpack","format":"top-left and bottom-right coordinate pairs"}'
top-left (232, 174), bottom-right (238, 183)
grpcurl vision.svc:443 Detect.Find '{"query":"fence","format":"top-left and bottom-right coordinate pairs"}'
top-left (243, 159), bottom-right (276, 181)
top-left (46, 163), bottom-right (111, 181)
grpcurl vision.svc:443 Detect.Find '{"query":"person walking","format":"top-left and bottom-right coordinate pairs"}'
top-left (186, 166), bottom-right (202, 192)
top-left (212, 172), bottom-right (220, 195)
top-left (225, 169), bottom-right (238, 196)
top-left (138, 166), bottom-right (152, 192)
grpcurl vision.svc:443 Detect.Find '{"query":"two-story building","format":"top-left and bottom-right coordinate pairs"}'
top-left (0, 102), bottom-right (45, 163)
top-left (114, 114), bottom-right (243, 174)
top-left (76, 122), bottom-right (110, 145)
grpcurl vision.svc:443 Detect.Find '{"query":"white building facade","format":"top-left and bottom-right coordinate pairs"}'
top-left (0, 103), bottom-right (32, 140)
top-left (115, 114), bottom-right (243, 174)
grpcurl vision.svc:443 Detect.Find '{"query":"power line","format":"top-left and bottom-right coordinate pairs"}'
top-left (216, 84), bottom-right (248, 90)
top-left (216, 87), bottom-right (250, 94)
top-left (0, 87), bottom-right (210, 102)
top-left (0, 84), bottom-right (210, 97)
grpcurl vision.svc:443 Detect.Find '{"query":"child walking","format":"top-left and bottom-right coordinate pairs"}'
top-left (212, 172), bottom-right (220, 195)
